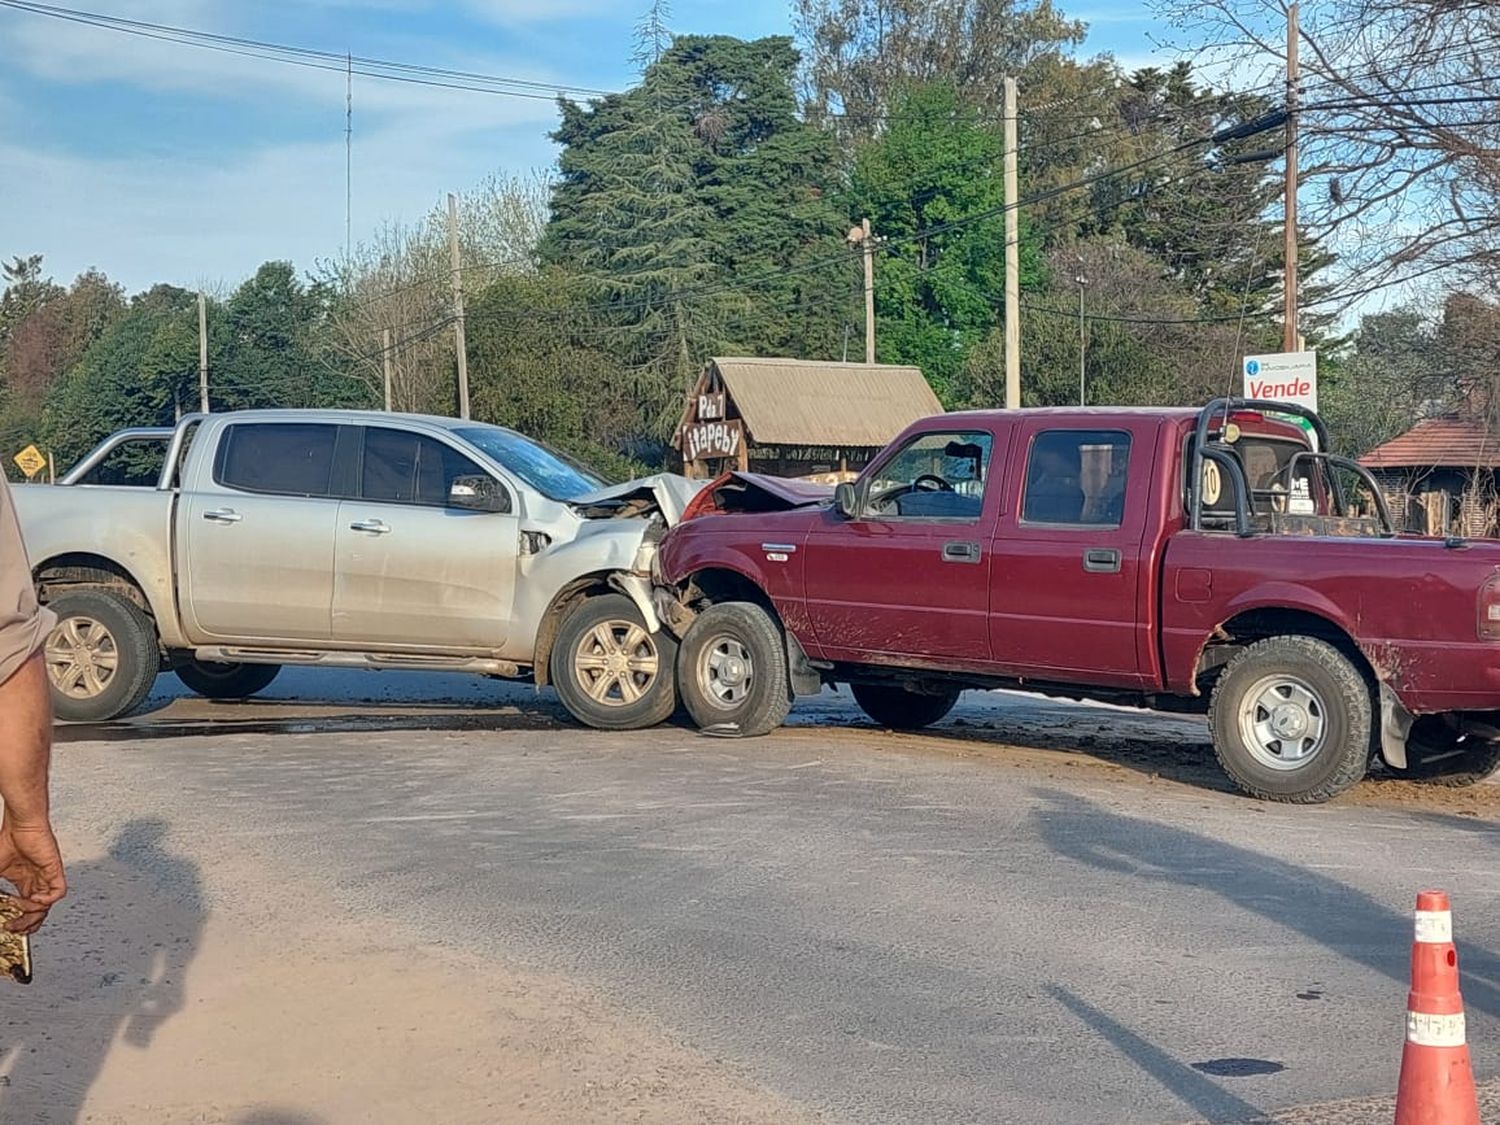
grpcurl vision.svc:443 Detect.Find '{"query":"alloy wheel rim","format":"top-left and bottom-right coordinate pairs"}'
top-left (573, 620), bottom-right (659, 707)
top-left (45, 616), bottom-right (120, 700)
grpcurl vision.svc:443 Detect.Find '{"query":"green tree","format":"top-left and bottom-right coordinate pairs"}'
top-left (466, 270), bottom-right (647, 477)
top-left (216, 261), bottom-right (365, 411)
top-left (846, 80), bottom-right (1045, 402)
top-left (541, 34), bottom-right (852, 440)
top-left (42, 285), bottom-right (200, 465)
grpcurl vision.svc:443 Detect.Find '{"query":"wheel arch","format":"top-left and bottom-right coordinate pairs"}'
top-left (1194, 604), bottom-right (1378, 695)
top-left (531, 572), bottom-right (617, 688)
top-left (679, 566), bottom-right (780, 619)
top-left (34, 553), bottom-right (156, 619)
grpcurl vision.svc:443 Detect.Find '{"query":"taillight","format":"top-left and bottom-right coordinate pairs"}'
top-left (1480, 574), bottom-right (1500, 640)
top-left (680, 472), bottom-right (731, 521)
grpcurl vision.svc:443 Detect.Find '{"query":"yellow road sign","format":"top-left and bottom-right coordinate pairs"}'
top-left (12, 445), bottom-right (45, 479)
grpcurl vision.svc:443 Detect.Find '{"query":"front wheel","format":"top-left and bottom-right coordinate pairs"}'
top-left (677, 601), bottom-right (792, 737)
top-left (1400, 716), bottom-right (1500, 787)
top-left (43, 589), bottom-right (161, 722)
top-left (1208, 635), bottom-right (1372, 803)
top-left (174, 659), bottom-right (281, 701)
top-left (551, 593), bottom-right (678, 731)
top-left (851, 683), bottom-right (960, 730)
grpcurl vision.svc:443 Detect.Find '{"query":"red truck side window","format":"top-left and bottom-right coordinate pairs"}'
top-left (1021, 430), bottom-right (1132, 527)
top-left (861, 431), bottom-right (993, 521)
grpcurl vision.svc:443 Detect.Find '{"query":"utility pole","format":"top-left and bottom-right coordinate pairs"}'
top-left (848, 219), bottom-right (876, 364)
top-left (861, 217), bottom-right (875, 364)
top-left (345, 52), bottom-right (353, 261)
top-left (382, 327), bottom-right (394, 412)
top-left (1283, 0), bottom-right (1300, 353)
top-left (1003, 76), bottom-right (1020, 409)
top-left (447, 192), bottom-right (470, 419)
top-left (1076, 265), bottom-right (1088, 407)
top-left (197, 291), bottom-right (209, 413)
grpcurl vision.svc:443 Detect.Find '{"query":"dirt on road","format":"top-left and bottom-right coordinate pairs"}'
top-left (0, 823), bottom-right (815, 1125)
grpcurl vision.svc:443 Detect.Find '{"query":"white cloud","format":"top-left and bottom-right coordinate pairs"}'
top-left (0, 0), bottom-right (594, 288)
top-left (0, 91), bottom-right (560, 291)
top-left (4, 1), bottom-right (592, 111)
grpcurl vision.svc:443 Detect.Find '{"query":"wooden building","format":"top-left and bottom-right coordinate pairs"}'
top-left (1360, 415), bottom-right (1500, 537)
top-left (677, 357), bottom-right (943, 481)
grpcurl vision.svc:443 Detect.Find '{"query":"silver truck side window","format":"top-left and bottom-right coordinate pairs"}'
top-left (215, 423), bottom-right (338, 498)
top-left (1022, 430), bottom-right (1132, 527)
top-left (361, 429), bottom-right (485, 508)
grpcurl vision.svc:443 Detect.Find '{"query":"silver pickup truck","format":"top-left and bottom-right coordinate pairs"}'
top-left (14, 410), bottom-right (698, 729)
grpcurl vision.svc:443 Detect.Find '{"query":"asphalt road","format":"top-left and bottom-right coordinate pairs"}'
top-left (38, 669), bottom-right (1500, 1122)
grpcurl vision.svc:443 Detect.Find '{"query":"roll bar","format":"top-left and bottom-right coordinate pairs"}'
top-left (1188, 398), bottom-right (1388, 536)
top-left (58, 427), bottom-right (176, 486)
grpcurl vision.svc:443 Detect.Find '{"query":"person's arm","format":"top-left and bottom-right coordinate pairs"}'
top-left (0, 478), bottom-right (64, 934)
top-left (0, 653), bottom-right (63, 933)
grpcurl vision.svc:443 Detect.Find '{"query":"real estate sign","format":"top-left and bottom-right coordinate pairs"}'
top-left (1243, 351), bottom-right (1317, 413)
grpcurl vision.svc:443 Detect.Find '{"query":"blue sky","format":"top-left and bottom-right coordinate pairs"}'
top-left (0, 1), bottom-right (1170, 294)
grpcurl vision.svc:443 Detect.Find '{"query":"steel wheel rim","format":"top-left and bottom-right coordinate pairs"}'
top-left (697, 635), bottom-right (753, 710)
top-left (572, 619), bottom-right (659, 708)
top-left (1237, 673), bottom-right (1328, 771)
top-left (45, 615), bottom-right (121, 700)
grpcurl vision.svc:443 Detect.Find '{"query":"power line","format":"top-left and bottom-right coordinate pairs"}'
top-left (0, 0), bottom-right (615, 102)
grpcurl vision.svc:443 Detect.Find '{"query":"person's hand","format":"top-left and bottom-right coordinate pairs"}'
top-left (0, 819), bottom-right (65, 934)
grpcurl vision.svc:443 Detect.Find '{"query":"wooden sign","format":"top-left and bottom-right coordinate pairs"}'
top-left (683, 419), bottom-right (744, 463)
top-left (697, 392), bottom-right (727, 422)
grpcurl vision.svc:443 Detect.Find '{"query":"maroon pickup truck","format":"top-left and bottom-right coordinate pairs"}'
top-left (650, 399), bottom-right (1500, 803)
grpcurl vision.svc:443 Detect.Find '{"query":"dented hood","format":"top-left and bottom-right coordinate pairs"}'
top-left (691, 472), bottom-right (834, 515)
top-left (570, 473), bottom-right (706, 526)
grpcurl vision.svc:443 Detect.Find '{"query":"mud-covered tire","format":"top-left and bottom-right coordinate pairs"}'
top-left (173, 659), bottom-right (281, 701)
top-left (551, 593), bottom-right (678, 731)
top-left (851, 683), bottom-right (961, 730)
top-left (677, 601), bottom-right (792, 737)
top-left (1400, 717), bottom-right (1500, 787)
top-left (42, 589), bottom-right (160, 722)
top-left (1208, 635), bottom-right (1371, 803)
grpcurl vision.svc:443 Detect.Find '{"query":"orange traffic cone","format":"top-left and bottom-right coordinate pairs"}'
top-left (1394, 890), bottom-right (1480, 1125)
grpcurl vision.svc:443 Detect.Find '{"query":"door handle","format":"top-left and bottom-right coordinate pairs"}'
top-left (202, 508), bottom-right (242, 524)
top-left (941, 540), bottom-right (981, 564)
top-left (349, 519), bottom-right (392, 535)
top-left (1083, 548), bottom-right (1122, 574)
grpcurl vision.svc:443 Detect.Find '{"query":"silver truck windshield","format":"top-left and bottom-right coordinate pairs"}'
top-left (454, 426), bottom-right (608, 501)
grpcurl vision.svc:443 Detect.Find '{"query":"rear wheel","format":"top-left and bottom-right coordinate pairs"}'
top-left (851, 683), bottom-right (960, 730)
top-left (551, 594), bottom-right (678, 731)
top-left (1208, 635), bottom-right (1371, 803)
top-left (677, 601), bottom-right (792, 737)
top-left (43, 589), bottom-right (160, 722)
top-left (174, 659), bottom-right (281, 701)
top-left (1400, 716), bottom-right (1500, 787)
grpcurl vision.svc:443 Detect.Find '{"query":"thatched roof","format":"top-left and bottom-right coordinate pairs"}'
top-left (706, 357), bottom-right (942, 448)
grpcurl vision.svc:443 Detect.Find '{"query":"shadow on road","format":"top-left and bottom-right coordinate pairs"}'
top-left (1034, 790), bottom-right (1500, 1021)
top-left (1049, 985), bottom-right (1263, 1122)
top-left (236, 1109), bottom-right (329, 1125)
top-left (0, 819), bottom-right (205, 1124)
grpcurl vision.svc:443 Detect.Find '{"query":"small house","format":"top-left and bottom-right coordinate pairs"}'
top-left (1360, 416), bottom-right (1500, 537)
top-left (677, 357), bottom-right (943, 481)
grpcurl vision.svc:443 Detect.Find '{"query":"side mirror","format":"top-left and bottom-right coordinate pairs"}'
top-left (449, 475), bottom-right (511, 514)
top-left (834, 482), bottom-right (859, 520)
